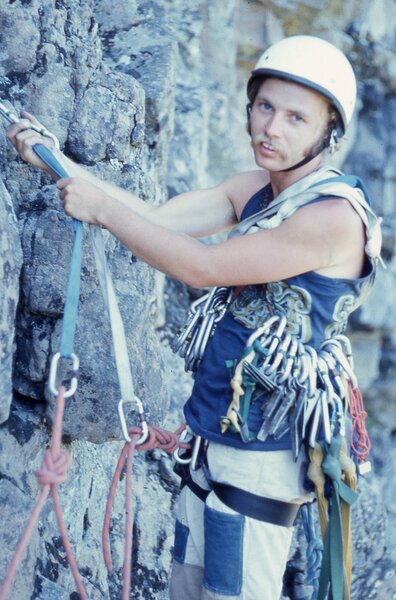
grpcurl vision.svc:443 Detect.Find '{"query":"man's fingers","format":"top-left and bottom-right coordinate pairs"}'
top-left (20, 110), bottom-right (41, 125)
top-left (6, 119), bottom-right (31, 140)
top-left (14, 129), bottom-right (43, 156)
top-left (56, 177), bottom-right (73, 190)
top-left (21, 110), bottom-right (48, 131)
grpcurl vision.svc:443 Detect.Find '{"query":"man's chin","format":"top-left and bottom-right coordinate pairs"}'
top-left (254, 155), bottom-right (287, 173)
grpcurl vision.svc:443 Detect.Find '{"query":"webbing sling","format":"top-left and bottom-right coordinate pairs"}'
top-left (228, 166), bottom-right (383, 269)
top-left (316, 435), bottom-right (358, 600)
top-left (39, 144), bottom-right (146, 443)
top-left (32, 145), bottom-right (83, 362)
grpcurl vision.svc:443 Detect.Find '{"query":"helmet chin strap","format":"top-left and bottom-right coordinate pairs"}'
top-left (279, 131), bottom-right (334, 172)
top-left (279, 127), bottom-right (338, 173)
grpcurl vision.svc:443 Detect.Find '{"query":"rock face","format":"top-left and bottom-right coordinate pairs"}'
top-left (0, 1), bottom-right (395, 599)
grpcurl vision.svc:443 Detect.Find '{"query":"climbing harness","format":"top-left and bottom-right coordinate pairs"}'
top-left (0, 104), bottom-right (190, 599)
top-left (219, 310), bottom-right (372, 599)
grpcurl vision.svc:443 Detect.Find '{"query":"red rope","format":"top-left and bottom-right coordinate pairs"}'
top-left (102, 423), bottom-right (189, 598)
top-left (348, 381), bottom-right (371, 463)
top-left (1, 401), bottom-right (189, 600)
top-left (0, 388), bottom-right (88, 600)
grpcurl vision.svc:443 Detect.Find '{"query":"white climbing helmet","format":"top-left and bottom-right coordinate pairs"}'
top-left (247, 35), bottom-right (357, 135)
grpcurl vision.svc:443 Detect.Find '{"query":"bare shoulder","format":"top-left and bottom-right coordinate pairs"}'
top-left (293, 196), bottom-right (364, 234)
top-left (285, 196), bottom-right (366, 278)
top-left (222, 170), bottom-right (271, 220)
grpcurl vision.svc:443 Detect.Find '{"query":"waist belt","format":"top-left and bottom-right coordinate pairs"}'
top-left (176, 457), bottom-right (300, 527)
top-left (212, 481), bottom-right (300, 527)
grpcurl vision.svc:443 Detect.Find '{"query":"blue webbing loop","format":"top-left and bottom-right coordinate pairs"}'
top-left (32, 144), bottom-right (69, 179)
top-left (32, 143), bottom-right (83, 359)
top-left (301, 503), bottom-right (323, 600)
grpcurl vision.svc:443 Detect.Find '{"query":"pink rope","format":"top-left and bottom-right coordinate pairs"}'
top-left (0, 388), bottom-right (88, 600)
top-left (103, 423), bottom-right (189, 598)
top-left (1, 404), bottom-right (189, 600)
top-left (348, 381), bottom-right (371, 463)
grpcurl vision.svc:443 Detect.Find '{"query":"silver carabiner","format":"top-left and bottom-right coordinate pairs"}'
top-left (173, 432), bottom-right (202, 470)
top-left (321, 388), bottom-right (333, 444)
top-left (278, 337), bottom-right (298, 383)
top-left (118, 396), bottom-right (149, 445)
top-left (332, 392), bottom-right (346, 436)
top-left (334, 334), bottom-right (355, 370)
top-left (266, 332), bottom-right (292, 374)
top-left (321, 342), bottom-right (358, 388)
top-left (48, 352), bottom-right (79, 398)
top-left (320, 350), bottom-right (346, 400)
top-left (173, 427), bottom-right (195, 465)
top-left (266, 316), bottom-right (286, 356)
top-left (304, 345), bottom-right (318, 398)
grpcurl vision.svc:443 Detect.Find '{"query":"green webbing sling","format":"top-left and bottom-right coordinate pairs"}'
top-left (317, 435), bottom-right (359, 600)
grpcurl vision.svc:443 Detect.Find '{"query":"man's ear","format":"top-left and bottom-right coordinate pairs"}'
top-left (246, 103), bottom-right (252, 135)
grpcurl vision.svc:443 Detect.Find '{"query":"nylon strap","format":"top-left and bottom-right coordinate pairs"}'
top-left (212, 481), bottom-right (300, 527)
top-left (228, 166), bottom-right (383, 269)
top-left (32, 144), bottom-right (136, 413)
top-left (89, 225), bottom-right (136, 405)
top-left (32, 144), bottom-right (83, 358)
top-left (317, 435), bottom-right (358, 600)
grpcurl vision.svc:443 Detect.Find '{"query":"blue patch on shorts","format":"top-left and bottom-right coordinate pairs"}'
top-left (203, 505), bottom-right (244, 595)
top-left (173, 519), bottom-right (190, 564)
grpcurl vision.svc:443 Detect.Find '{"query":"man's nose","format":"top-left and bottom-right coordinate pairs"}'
top-left (264, 113), bottom-right (282, 138)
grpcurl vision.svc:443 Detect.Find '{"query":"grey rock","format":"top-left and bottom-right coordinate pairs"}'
top-left (68, 70), bottom-right (145, 165)
top-left (0, 0), bottom-right (395, 598)
top-left (0, 178), bottom-right (22, 423)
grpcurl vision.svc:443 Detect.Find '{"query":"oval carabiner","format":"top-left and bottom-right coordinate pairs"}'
top-left (48, 352), bottom-right (79, 398)
top-left (118, 397), bottom-right (149, 445)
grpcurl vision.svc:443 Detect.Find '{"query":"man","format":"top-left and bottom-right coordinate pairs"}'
top-left (8, 36), bottom-right (379, 600)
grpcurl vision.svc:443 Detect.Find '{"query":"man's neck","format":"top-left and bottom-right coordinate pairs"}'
top-left (269, 156), bottom-right (324, 197)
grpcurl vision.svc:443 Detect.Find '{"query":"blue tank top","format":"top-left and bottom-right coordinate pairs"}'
top-left (183, 183), bottom-right (376, 451)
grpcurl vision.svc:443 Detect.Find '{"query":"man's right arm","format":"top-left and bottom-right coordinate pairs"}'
top-left (6, 113), bottom-right (265, 238)
top-left (42, 150), bottom-right (241, 237)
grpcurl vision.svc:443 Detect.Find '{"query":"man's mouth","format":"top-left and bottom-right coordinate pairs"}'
top-left (252, 135), bottom-right (278, 153)
top-left (260, 141), bottom-right (275, 151)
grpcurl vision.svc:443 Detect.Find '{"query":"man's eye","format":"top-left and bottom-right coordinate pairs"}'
top-left (259, 102), bottom-right (272, 111)
top-left (291, 114), bottom-right (303, 123)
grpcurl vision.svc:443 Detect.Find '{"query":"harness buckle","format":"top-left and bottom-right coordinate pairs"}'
top-left (118, 396), bottom-right (149, 445)
top-left (48, 352), bottom-right (79, 397)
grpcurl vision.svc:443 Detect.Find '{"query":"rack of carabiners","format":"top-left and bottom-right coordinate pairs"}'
top-left (221, 314), bottom-right (365, 464)
top-left (222, 314), bottom-right (370, 600)
top-left (172, 286), bottom-right (234, 372)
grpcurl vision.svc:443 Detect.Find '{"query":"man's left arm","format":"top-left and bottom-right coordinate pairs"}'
top-left (59, 184), bottom-right (364, 288)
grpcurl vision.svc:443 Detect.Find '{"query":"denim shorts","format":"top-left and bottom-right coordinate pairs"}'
top-left (169, 443), bottom-right (312, 600)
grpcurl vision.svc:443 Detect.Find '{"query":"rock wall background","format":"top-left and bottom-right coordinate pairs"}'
top-left (0, 0), bottom-right (395, 598)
